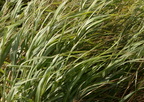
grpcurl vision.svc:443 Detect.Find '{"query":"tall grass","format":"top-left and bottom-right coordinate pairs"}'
top-left (0, 0), bottom-right (144, 102)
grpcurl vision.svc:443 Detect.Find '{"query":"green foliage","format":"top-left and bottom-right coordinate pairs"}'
top-left (0, 0), bottom-right (5, 10)
top-left (0, 0), bottom-right (144, 102)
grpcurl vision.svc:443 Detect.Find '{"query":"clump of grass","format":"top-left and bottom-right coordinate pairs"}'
top-left (0, 0), bottom-right (144, 102)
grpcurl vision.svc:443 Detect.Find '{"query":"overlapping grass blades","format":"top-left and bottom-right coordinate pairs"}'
top-left (0, 0), bottom-right (144, 102)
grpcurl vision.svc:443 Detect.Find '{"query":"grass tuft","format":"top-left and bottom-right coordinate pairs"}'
top-left (0, 0), bottom-right (144, 102)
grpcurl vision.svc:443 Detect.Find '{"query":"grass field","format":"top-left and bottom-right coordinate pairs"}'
top-left (0, 0), bottom-right (144, 102)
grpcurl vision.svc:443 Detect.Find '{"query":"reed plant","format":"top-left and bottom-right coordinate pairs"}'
top-left (0, 0), bottom-right (144, 102)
